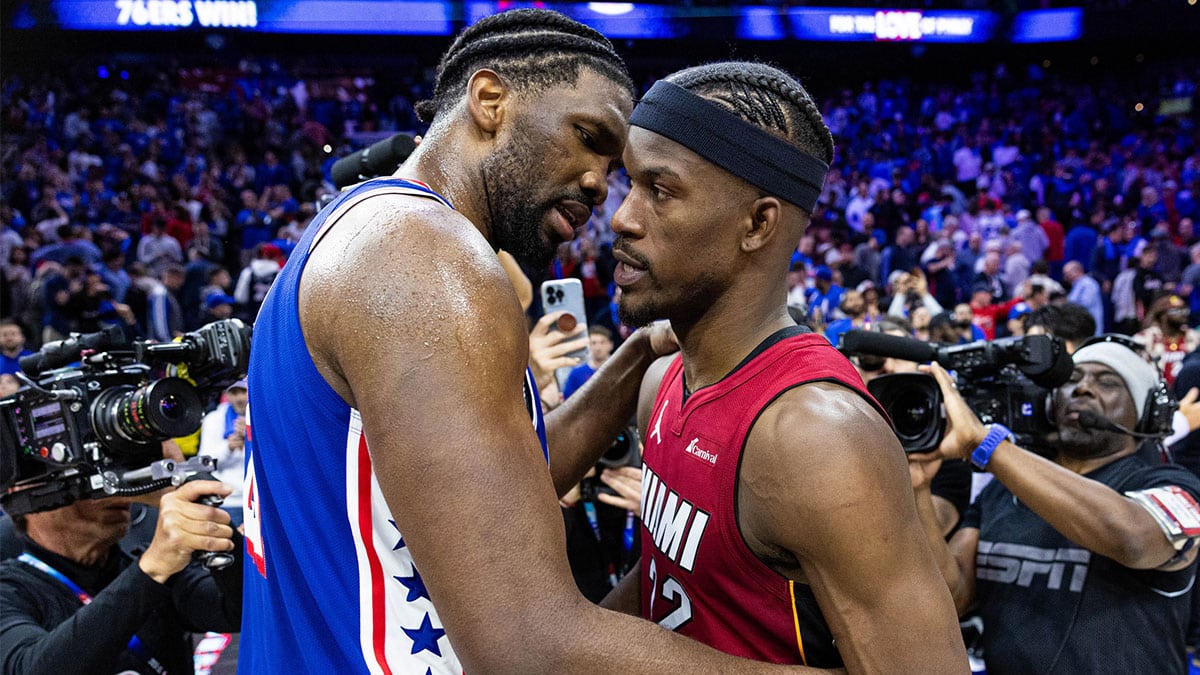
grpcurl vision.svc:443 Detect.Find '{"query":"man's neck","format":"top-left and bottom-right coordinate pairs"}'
top-left (2, 346), bottom-right (20, 358)
top-left (675, 295), bottom-right (795, 393)
top-left (1161, 323), bottom-right (1186, 340)
top-left (26, 527), bottom-right (111, 567)
top-left (1057, 443), bottom-right (1135, 475)
top-left (396, 135), bottom-right (491, 244)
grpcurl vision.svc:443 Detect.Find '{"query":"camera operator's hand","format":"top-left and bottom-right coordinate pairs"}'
top-left (906, 453), bottom-right (943, 493)
top-left (138, 480), bottom-right (234, 584)
top-left (528, 310), bottom-right (586, 392)
top-left (1179, 387), bottom-right (1200, 432)
top-left (598, 466), bottom-right (643, 515)
top-left (228, 416), bottom-right (246, 451)
top-left (923, 363), bottom-right (988, 461)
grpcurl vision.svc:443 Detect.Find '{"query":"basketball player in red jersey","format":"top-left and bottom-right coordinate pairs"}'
top-left (597, 63), bottom-right (969, 672)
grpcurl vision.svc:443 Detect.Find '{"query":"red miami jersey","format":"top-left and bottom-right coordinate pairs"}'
top-left (639, 329), bottom-right (884, 666)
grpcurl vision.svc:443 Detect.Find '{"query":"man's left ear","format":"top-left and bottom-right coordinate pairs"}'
top-left (742, 197), bottom-right (782, 253)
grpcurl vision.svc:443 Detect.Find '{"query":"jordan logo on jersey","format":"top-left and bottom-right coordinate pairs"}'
top-left (649, 401), bottom-right (667, 445)
top-left (641, 465), bottom-right (710, 572)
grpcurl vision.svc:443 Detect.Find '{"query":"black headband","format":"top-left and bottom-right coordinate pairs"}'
top-left (629, 80), bottom-right (830, 214)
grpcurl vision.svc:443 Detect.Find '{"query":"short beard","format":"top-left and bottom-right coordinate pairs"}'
top-left (1056, 427), bottom-right (1127, 460)
top-left (618, 269), bottom-right (722, 328)
top-left (479, 136), bottom-right (555, 273)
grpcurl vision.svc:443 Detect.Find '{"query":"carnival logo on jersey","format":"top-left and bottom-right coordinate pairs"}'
top-left (641, 465), bottom-right (710, 573)
top-left (683, 438), bottom-right (717, 466)
top-left (976, 540), bottom-right (1089, 593)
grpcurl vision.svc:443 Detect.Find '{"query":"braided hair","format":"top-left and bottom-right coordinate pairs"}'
top-left (664, 62), bottom-right (834, 167)
top-left (416, 9), bottom-right (633, 124)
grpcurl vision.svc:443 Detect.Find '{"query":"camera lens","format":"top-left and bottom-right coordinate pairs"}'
top-left (92, 377), bottom-right (204, 448)
top-left (890, 396), bottom-right (934, 439)
top-left (867, 372), bottom-right (943, 453)
top-left (598, 429), bottom-right (640, 468)
top-left (159, 393), bottom-right (185, 420)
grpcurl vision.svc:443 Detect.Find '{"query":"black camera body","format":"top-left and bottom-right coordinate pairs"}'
top-left (0, 320), bottom-right (251, 515)
top-left (581, 426), bottom-right (641, 501)
top-left (841, 331), bottom-right (1074, 454)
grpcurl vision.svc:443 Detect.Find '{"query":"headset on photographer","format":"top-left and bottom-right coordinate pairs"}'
top-left (1049, 334), bottom-right (1177, 458)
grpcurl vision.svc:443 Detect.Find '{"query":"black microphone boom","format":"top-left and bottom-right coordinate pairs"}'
top-left (1077, 410), bottom-right (1162, 439)
top-left (19, 325), bottom-right (126, 377)
top-left (331, 133), bottom-right (417, 189)
top-left (839, 330), bottom-right (939, 365)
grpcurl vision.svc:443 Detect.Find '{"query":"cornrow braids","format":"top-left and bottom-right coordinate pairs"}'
top-left (664, 62), bottom-right (834, 167)
top-left (416, 9), bottom-right (633, 123)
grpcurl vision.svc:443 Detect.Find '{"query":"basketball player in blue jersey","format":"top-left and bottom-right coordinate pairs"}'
top-left (241, 9), bottom-right (831, 674)
top-left (599, 63), bottom-right (968, 672)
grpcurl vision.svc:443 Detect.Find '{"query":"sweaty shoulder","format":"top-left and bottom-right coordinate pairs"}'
top-left (299, 193), bottom-right (527, 407)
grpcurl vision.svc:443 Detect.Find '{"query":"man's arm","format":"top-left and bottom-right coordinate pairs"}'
top-left (740, 383), bottom-right (968, 674)
top-left (925, 362), bottom-right (1198, 571)
top-left (546, 325), bottom-right (676, 497)
top-left (0, 559), bottom-right (177, 675)
top-left (301, 198), bottom-right (815, 673)
top-left (596, 356), bottom-right (675, 617)
top-left (600, 559), bottom-right (641, 615)
top-left (908, 456), bottom-right (980, 615)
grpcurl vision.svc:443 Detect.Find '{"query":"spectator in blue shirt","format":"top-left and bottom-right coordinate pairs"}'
top-left (561, 325), bottom-right (614, 400)
top-left (806, 265), bottom-right (845, 326)
top-left (0, 318), bottom-right (34, 375)
top-left (1064, 261), bottom-right (1104, 335)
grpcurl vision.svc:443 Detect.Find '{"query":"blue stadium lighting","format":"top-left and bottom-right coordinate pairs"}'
top-left (586, 2), bottom-right (633, 15)
top-left (1011, 8), bottom-right (1083, 43)
top-left (98, 65), bottom-right (109, 79)
top-left (736, 6), bottom-right (785, 41)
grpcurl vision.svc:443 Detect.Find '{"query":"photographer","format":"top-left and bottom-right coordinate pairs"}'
top-left (0, 475), bottom-right (242, 675)
top-left (908, 340), bottom-right (1200, 673)
top-left (561, 427), bottom-right (642, 603)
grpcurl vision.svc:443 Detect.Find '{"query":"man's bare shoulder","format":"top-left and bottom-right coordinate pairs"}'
top-left (740, 382), bottom-right (908, 525)
top-left (298, 193), bottom-right (527, 402)
top-left (755, 381), bottom-right (899, 461)
top-left (740, 381), bottom-right (921, 565)
top-left (308, 192), bottom-right (499, 281)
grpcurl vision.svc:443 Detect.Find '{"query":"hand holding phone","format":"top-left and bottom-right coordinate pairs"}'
top-left (540, 279), bottom-right (589, 390)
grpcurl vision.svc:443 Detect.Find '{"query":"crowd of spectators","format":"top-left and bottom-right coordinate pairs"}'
top-left (0, 54), bottom-right (428, 355)
top-left (2, 51), bottom-right (1197, 368)
top-left (0, 26), bottom-right (1198, 675)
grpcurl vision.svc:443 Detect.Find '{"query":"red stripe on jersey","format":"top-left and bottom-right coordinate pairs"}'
top-left (357, 434), bottom-right (395, 675)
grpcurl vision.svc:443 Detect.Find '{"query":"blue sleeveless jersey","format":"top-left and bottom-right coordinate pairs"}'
top-left (239, 177), bottom-right (548, 674)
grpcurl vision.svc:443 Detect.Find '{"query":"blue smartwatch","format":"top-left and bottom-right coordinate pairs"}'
top-left (970, 424), bottom-right (1013, 471)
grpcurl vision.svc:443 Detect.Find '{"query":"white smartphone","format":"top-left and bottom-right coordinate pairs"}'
top-left (540, 278), bottom-right (589, 390)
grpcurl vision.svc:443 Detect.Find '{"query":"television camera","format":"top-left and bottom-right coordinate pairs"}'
top-left (839, 331), bottom-right (1074, 454)
top-left (0, 320), bottom-right (251, 517)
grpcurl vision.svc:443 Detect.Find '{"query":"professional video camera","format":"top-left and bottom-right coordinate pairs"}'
top-left (839, 331), bottom-right (1074, 454)
top-left (0, 319), bottom-right (252, 516)
top-left (581, 425), bottom-right (641, 501)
